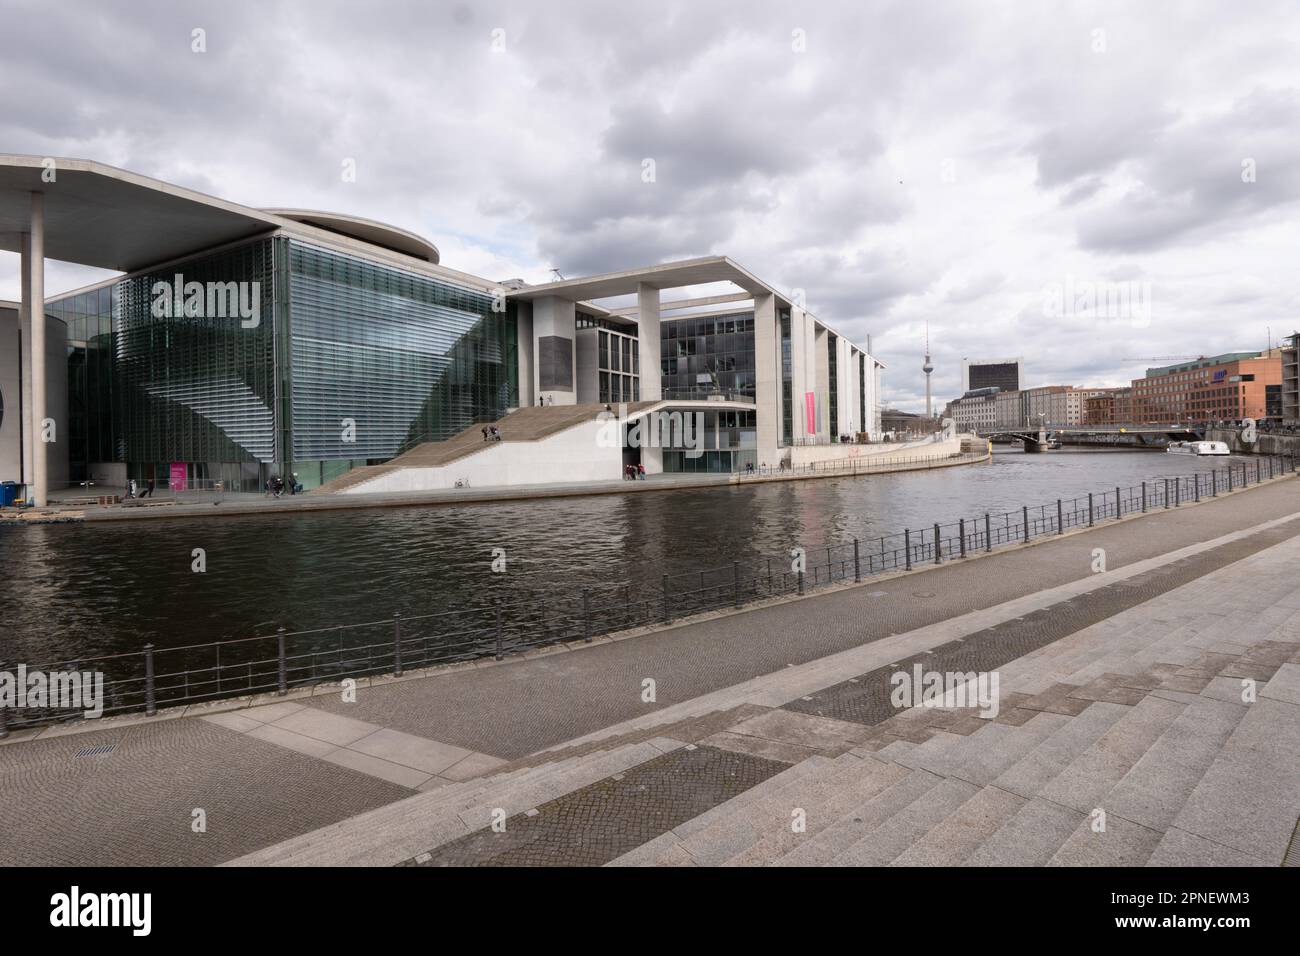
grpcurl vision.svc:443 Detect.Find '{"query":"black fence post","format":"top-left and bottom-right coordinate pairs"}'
top-left (1115, 486), bottom-right (1121, 519)
top-left (959, 519), bottom-right (967, 557)
top-left (1256, 460), bottom-right (1261, 484)
top-left (1057, 499), bottom-right (1064, 534)
top-left (985, 513), bottom-right (992, 552)
top-left (1227, 466), bottom-right (1234, 491)
top-left (494, 601), bottom-right (504, 661)
top-left (1175, 477), bottom-right (1181, 507)
top-left (733, 562), bottom-right (741, 608)
top-left (798, 568), bottom-right (805, 595)
top-left (393, 611), bottom-right (403, 677)
top-left (934, 524), bottom-right (941, 565)
top-left (1194, 473), bottom-right (1200, 502)
top-left (1141, 480), bottom-right (1147, 512)
top-left (275, 628), bottom-right (286, 696)
top-left (1212, 468), bottom-right (1219, 495)
top-left (144, 643), bottom-right (157, 715)
top-left (853, 539), bottom-right (861, 582)
top-left (1164, 477), bottom-right (1171, 508)
top-left (1088, 492), bottom-right (1094, 527)
top-left (1023, 505), bottom-right (1030, 543)
top-left (904, 529), bottom-right (912, 570)
top-left (583, 588), bottom-right (592, 643)
top-left (0, 661), bottom-right (8, 738)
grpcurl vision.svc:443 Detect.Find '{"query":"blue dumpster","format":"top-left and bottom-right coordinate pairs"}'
top-left (0, 481), bottom-right (17, 507)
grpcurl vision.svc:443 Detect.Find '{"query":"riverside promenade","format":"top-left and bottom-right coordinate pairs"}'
top-left (2, 448), bottom-right (987, 524)
top-left (2, 475), bottom-right (1298, 866)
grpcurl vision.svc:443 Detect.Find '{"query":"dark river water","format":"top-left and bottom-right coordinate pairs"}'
top-left (0, 447), bottom-right (1262, 666)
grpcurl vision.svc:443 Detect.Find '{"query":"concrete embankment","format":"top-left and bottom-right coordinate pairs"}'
top-left (3, 441), bottom-right (986, 524)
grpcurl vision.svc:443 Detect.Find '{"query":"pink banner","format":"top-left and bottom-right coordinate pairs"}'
top-left (169, 463), bottom-right (187, 491)
top-left (805, 392), bottom-right (816, 434)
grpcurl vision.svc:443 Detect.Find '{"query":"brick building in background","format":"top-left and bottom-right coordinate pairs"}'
top-left (1129, 352), bottom-right (1282, 424)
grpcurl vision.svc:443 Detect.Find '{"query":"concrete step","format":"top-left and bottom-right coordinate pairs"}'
top-left (922, 712), bottom-right (1072, 785)
top-left (233, 739), bottom-right (667, 866)
top-left (1047, 695), bottom-right (1248, 866)
top-left (828, 777), bottom-right (980, 866)
top-left (950, 691), bottom-right (1193, 866)
top-left (888, 784), bottom-right (1027, 866)
top-left (720, 755), bottom-right (911, 866)
top-left (991, 701), bottom-right (1132, 799)
top-left (1150, 686), bottom-right (1300, 865)
top-left (673, 754), bottom-right (868, 866)
top-left (606, 755), bottom-right (836, 867)
top-left (961, 797), bottom-right (1084, 866)
top-left (772, 769), bottom-right (945, 867)
top-left (1034, 694), bottom-right (1188, 815)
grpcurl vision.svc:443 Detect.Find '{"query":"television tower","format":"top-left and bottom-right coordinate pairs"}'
top-left (922, 321), bottom-right (934, 418)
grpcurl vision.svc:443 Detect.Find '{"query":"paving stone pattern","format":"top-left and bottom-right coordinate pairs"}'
top-left (407, 745), bottom-right (788, 867)
top-left (783, 521), bottom-right (1300, 728)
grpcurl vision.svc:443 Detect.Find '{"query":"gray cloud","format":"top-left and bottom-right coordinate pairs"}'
top-left (0, 0), bottom-right (1297, 414)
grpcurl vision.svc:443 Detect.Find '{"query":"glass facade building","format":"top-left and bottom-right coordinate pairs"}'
top-left (660, 311), bottom-right (755, 401)
top-left (47, 236), bottom-right (517, 491)
top-left (659, 408), bottom-right (757, 473)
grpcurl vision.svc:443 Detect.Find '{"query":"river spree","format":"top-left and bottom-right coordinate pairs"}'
top-left (0, 447), bottom-right (1263, 664)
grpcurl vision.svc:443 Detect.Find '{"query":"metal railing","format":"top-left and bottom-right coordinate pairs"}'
top-left (732, 450), bottom-right (983, 481)
top-left (660, 386), bottom-right (755, 403)
top-left (2, 452), bottom-right (1294, 736)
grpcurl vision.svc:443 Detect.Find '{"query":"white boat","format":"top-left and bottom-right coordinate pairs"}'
top-left (1166, 440), bottom-right (1230, 456)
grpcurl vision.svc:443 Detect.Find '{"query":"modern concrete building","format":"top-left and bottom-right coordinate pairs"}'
top-left (0, 299), bottom-right (69, 494)
top-left (1, 155), bottom-right (884, 502)
top-left (961, 356), bottom-right (1022, 394)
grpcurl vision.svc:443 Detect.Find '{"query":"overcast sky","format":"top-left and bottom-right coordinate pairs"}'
top-left (2, 0), bottom-right (1298, 412)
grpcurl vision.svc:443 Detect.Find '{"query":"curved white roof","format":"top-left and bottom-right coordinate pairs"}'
top-left (264, 209), bottom-right (439, 264)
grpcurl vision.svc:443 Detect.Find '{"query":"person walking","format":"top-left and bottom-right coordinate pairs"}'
top-left (482, 426), bottom-right (490, 442)
top-left (637, 462), bottom-right (646, 480)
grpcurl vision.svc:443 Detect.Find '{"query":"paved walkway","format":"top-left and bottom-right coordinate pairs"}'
top-left (2, 476), bottom-right (1297, 865)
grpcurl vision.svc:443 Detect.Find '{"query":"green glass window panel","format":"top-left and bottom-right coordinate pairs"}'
top-left (286, 241), bottom-right (517, 461)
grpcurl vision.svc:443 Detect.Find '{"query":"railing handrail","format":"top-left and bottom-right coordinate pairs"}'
top-left (3, 452), bottom-right (1294, 735)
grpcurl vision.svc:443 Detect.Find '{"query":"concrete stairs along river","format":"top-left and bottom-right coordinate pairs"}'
top-left (312, 403), bottom-right (657, 495)
top-left (230, 517), bottom-right (1300, 867)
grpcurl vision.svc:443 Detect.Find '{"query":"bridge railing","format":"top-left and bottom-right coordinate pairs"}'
top-left (3, 453), bottom-right (1295, 736)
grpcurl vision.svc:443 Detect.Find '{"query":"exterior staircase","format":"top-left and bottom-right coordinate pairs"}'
top-left (312, 403), bottom-right (655, 494)
top-left (226, 525), bottom-right (1300, 867)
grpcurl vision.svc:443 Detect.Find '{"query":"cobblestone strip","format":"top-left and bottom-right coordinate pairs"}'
top-left (404, 744), bottom-right (788, 867)
top-left (783, 520), bottom-right (1300, 728)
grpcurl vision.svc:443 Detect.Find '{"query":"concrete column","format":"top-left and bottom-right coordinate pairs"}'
top-left (515, 300), bottom-right (534, 407)
top-left (532, 295), bottom-right (576, 405)
top-left (790, 308), bottom-right (807, 441)
top-left (814, 325), bottom-right (829, 437)
top-left (636, 283), bottom-right (661, 402)
top-left (28, 192), bottom-right (47, 507)
top-left (752, 293), bottom-right (778, 464)
top-left (18, 231), bottom-right (33, 486)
